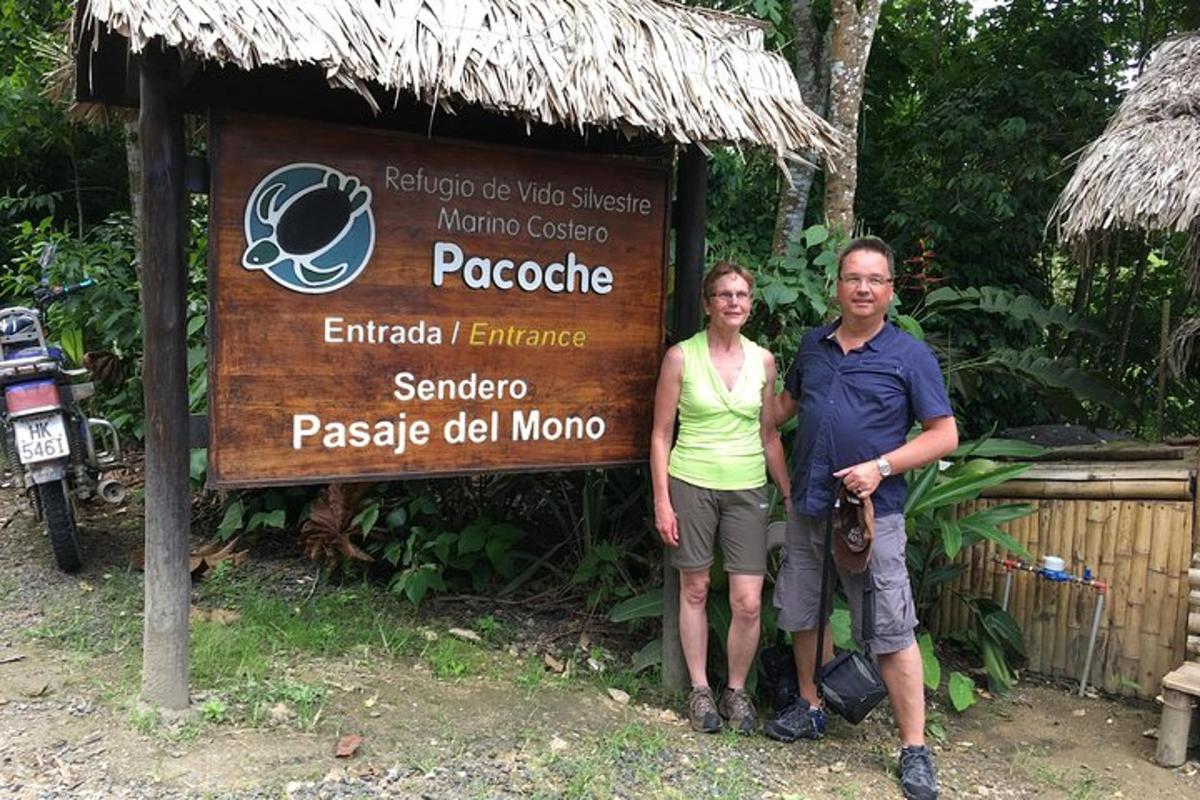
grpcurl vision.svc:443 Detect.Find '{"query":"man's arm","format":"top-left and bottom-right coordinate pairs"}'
top-left (834, 416), bottom-right (959, 498)
top-left (759, 351), bottom-right (791, 511)
top-left (650, 346), bottom-right (684, 546)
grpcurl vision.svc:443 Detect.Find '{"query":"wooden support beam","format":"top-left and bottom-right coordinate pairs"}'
top-left (139, 47), bottom-right (192, 710)
top-left (662, 144), bottom-right (707, 693)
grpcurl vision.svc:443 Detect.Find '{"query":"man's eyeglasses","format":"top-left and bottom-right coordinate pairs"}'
top-left (709, 290), bottom-right (751, 302)
top-left (838, 275), bottom-right (893, 288)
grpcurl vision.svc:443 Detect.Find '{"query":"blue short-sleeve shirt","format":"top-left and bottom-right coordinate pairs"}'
top-left (785, 320), bottom-right (954, 517)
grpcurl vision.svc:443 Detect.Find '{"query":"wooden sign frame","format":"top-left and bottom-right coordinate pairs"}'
top-left (207, 113), bottom-right (670, 487)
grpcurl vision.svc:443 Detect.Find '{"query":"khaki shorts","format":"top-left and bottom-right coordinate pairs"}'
top-left (773, 512), bottom-right (917, 654)
top-left (668, 476), bottom-right (769, 574)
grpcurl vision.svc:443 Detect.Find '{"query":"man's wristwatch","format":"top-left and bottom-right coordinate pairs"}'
top-left (876, 456), bottom-right (893, 477)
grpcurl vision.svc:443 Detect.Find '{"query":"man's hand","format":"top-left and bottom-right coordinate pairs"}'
top-left (833, 460), bottom-right (883, 498)
top-left (655, 500), bottom-right (679, 547)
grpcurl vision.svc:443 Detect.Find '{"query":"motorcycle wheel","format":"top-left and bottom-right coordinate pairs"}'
top-left (37, 479), bottom-right (82, 572)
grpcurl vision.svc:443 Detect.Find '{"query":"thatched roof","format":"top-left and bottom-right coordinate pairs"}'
top-left (77, 0), bottom-right (841, 163)
top-left (1050, 33), bottom-right (1200, 245)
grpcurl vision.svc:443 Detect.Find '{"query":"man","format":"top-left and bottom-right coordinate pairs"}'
top-left (765, 237), bottom-right (957, 800)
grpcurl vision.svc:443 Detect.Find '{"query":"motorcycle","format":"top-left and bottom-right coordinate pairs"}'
top-left (0, 245), bottom-right (125, 571)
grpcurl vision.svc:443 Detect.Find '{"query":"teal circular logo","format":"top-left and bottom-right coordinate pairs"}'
top-left (242, 163), bottom-right (375, 294)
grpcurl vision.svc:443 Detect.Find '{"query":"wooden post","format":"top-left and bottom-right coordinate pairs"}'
top-left (663, 144), bottom-right (706, 692)
top-left (139, 47), bottom-right (191, 710)
top-left (1156, 297), bottom-right (1170, 440)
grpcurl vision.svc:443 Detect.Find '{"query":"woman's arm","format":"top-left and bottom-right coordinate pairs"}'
top-left (650, 345), bottom-right (684, 546)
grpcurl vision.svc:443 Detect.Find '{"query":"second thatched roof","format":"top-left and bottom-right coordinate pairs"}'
top-left (77, 0), bottom-right (841, 163)
top-left (1050, 33), bottom-right (1200, 245)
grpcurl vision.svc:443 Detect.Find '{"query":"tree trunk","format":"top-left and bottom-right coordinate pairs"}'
top-left (1115, 244), bottom-right (1149, 376)
top-left (823, 0), bottom-right (883, 234)
top-left (663, 145), bottom-right (707, 693)
top-left (70, 144), bottom-right (84, 239)
top-left (125, 118), bottom-right (144, 280)
top-left (771, 2), bottom-right (831, 254)
top-left (139, 47), bottom-right (191, 711)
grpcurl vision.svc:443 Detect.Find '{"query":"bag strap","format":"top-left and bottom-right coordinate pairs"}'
top-left (813, 508), bottom-right (834, 693)
top-left (814, 501), bottom-right (880, 694)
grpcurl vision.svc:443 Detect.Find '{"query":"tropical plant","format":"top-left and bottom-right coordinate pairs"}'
top-left (904, 435), bottom-right (1044, 691)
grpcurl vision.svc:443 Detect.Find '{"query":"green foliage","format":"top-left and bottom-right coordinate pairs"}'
top-left (0, 205), bottom-right (209, 439)
top-left (749, 224), bottom-right (847, 364)
top-left (384, 501), bottom-right (532, 607)
top-left (918, 631), bottom-right (941, 691)
top-left (0, 1), bottom-right (128, 241)
top-left (947, 671), bottom-right (977, 712)
top-left (215, 487), bottom-right (308, 542)
top-left (905, 437), bottom-right (1038, 691)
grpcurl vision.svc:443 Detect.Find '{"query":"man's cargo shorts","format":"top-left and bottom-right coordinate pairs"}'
top-left (773, 512), bottom-right (917, 654)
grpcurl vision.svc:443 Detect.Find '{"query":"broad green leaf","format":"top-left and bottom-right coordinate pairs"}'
top-left (216, 500), bottom-right (244, 540)
top-left (385, 507), bottom-right (407, 530)
top-left (457, 517), bottom-right (489, 554)
top-left (950, 439), bottom-right (1046, 459)
top-left (904, 463), bottom-right (942, 515)
top-left (632, 638), bottom-right (662, 672)
top-left (980, 638), bottom-right (1013, 691)
top-left (351, 503), bottom-right (379, 537)
top-left (609, 589), bottom-right (663, 622)
top-left (895, 314), bottom-right (924, 341)
top-left (958, 518), bottom-right (1031, 560)
top-left (980, 607), bottom-right (1027, 657)
top-left (908, 464), bottom-right (1031, 516)
top-left (918, 632), bottom-right (941, 690)
top-left (802, 224), bottom-right (829, 248)
top-left (948, 671), bottom-right (977, 712)
top-left (189, 448), bottom-right (208, 483)
top-left (940, 519), bottom-right (963, 560)
top-left (830, 607), bottom-right (857, 652)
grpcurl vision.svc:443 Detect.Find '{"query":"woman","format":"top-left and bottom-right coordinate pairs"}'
top-left (650, 261), bottom-right (790, 735)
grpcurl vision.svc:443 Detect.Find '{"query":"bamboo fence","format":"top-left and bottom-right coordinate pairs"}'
top-left (937, 461), bottom-right (1197, 699)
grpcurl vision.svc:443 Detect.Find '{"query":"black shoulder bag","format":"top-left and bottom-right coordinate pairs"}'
top-left (813, 499), bottom-right (890, 725)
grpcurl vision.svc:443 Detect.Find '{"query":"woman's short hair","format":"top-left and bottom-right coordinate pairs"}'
top-left (702, 261), bottom-right (755, 298)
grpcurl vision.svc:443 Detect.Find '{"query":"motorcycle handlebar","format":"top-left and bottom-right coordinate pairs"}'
top-left (34, 278), bottom-right (95, 305)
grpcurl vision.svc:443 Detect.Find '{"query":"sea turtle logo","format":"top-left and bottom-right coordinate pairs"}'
top-left (242, 163), bottom-right (374, 294)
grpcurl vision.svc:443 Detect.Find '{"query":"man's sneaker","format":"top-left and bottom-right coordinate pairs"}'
top-left (898, 745), bottom-right (940, 800)
top-left (762, 696), bottom-right (826, 742)
top-left (717, 687), bottom-right (757, 735)
top-left (687, 687), bottom-right (722, 733)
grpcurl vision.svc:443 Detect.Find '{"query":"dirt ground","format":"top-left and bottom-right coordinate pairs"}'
top-left (1, 485), bottom-right (1199, 799)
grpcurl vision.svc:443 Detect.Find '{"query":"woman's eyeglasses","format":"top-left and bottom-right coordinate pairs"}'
top-left (709, 290), bottom-right (751, 302)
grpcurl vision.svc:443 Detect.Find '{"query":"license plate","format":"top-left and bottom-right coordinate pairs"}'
top-left (13, 413), bottom-right (70, 464)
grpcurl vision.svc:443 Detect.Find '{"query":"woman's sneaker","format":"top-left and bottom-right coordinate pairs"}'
top-left (898, 745), bottom-right (940, 799)
top-left (762, 696), bottom-right (826, 742)
top-left (687, 687), bottom-right (722, 733)
top-left (717, 687), bottom-right (757, 735)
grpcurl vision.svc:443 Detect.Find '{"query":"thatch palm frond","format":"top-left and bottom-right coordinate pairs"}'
top-left (78, 0), bottom-right (843, 163)
top-left (1051, 33), bottom-right (1200, 245)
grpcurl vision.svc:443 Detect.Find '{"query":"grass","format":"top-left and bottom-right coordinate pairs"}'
top-left (23, 561), bottom-right (538, 733)
top-left (1008, 744), bottom-right (1116, 799)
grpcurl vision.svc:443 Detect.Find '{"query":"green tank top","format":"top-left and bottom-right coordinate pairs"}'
top-left (668, 330), bottom-right (767, 490)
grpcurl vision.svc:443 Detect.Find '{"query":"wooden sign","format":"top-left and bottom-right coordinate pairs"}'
top-left (208, 113), bottom-right (669, 486)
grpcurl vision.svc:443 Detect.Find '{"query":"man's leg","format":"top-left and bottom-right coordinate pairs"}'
top-left (725, 573), bottom-right (764, 688)
top-left (878, 642), bottom-right (925, 746)
top-left (791, 626), bottom-right (835, 708)
top-left (679, 568), bottom-right (711, 688)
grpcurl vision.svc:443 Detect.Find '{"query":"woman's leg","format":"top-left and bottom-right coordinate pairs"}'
top-left (726, 573), bottom-right (764, 689)
top-left (679, 568), bottom-right (712, 687)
